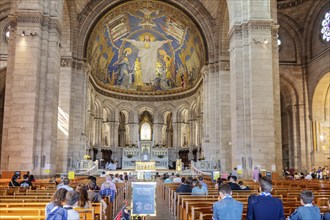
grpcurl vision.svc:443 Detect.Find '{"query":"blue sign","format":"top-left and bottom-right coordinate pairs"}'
top-left (132, 182), bottom-right (156, 216)
top-left (266, 171), bottom-right (272, 178)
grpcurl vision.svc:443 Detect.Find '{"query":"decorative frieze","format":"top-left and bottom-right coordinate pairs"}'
top-left (89, 76), bottom-right (203, 102)
top-left (229, 20), bottom-right (273, 40)
top-left (15, 12), bottom-right (62, 35)
top-left (277, 0), bottom-right (308, 9)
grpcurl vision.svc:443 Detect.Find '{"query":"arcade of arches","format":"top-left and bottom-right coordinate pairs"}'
top-left (0, 0), bottom-right (329, 176)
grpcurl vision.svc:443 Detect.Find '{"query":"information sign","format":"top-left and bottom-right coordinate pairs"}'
top-left (68, 171), bottom-right (75, 180)
top-left (132, 182), bottom-right (156, 216)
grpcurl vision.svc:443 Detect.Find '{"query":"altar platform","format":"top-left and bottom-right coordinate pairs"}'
top-left (122, 147), bottom-right (169, 169)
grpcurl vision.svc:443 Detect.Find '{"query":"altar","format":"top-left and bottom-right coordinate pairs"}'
top-left (122, 146), bottom-right (168, 169)
top-left (135, 161), bottom-right (156, 171)
top-left (121, 112), bottom-right (169, 169)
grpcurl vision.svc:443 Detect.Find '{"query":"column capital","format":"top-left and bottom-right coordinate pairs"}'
top-left (229, 20), bottom-right (274, 40)
top-left (201, 62), bottom-right (220, 76)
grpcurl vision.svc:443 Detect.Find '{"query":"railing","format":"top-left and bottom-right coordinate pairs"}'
top-left (75, 160), bottom-right (99, 175)
top-left (190, 161), bottom-right (212, 176)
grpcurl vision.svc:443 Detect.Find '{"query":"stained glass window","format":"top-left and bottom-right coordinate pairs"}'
top-left (321, 11), bottom-right (330, 42)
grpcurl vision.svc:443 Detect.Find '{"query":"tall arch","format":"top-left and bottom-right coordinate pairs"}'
top-left (311, 73), bottom-right (330, 166)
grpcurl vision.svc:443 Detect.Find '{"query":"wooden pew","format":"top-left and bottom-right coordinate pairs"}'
top-left (74, 207), bottom-right (95, 220)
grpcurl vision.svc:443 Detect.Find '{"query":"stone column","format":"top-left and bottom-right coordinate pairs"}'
top-left (227, 0), bottom-right (281, 176)
top-left (1, 1), bottom-right (64, 175)
top-left (172, 120), bottom-right (178, 148)
top-left (153, 122), bottom-right (162, 146)
top-left (201, 63), bottom-right (231, 169)
top-left (95, 118), bottom-right (102, 147)
top-left (291, 105), bottom-right (301, 169)
top-left (57, 58), bottom-right (72, 172)
top-left (68, 61), bottom-right (88, 168)
top-left (189, 119), bottom-right (195, 146)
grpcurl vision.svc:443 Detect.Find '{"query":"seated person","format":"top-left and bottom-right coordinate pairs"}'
top-left (75, 184), bottom-right (92, 208)
top-left (112, 173), bottom-right (124, 183)
top-left (176, 178), bottom-right (192, 193)
top-left (20, 174), bottom-right (32, 188)
top-left (288, 190), bottom-right (321, 220)
top-left (238, 181), bottom-right (250, 190)
top-left (57, 178), bottom-right (73, 191)
top-left (45, 188), bottom-right (68, 217)
top-left (100, 171), bottom-right (106, 178)
top-left (227, 175), bottom-right (241, 191)
top-left (246, 176), bottom-right (284, 220)
top-left (63, 191), bottom-right (80, 220)
top-left (198, 176), bottom-right (208, 190)
top-left (99, 181), bottom-right (116, 202)
top-left (191, 179), bottom-right (207, 195)
top-left (213, 184), bottom-right (243, 220)
top-left (172, 173), bottom-right (181, 183)
top-left (164, 174), bottom-right (172, 183)
top-left (215, 177), bottom-right (223, 190)
top-left (87, 181), bottom-right (102, 203)
top-left (9, 175), bottom-right (20, 187)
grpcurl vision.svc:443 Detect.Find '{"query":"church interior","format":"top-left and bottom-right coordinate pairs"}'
top-left (0, 0), bottom-right (328, 176)
top-left (0, 0), bottom-right (329, 219)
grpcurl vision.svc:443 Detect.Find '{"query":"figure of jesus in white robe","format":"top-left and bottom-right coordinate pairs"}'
top-left (125, 35), bottom-right (170, 84)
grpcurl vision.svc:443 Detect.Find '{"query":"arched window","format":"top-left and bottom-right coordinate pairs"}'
top-left (141, 122), bottom-right (151, 140)
top-left (321, 11), bottom-right (330, 42)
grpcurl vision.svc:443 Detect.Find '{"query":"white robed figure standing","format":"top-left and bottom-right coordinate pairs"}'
top-left (125, 35), bottom-right (171, 84)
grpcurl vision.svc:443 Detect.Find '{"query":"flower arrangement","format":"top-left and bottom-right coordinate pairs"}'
top-left (157, 155), bottom-right (164, 159)
top-left (83, 155), bottom-right (91, 160)
top-left (127, 154), bottom-right (133, 158)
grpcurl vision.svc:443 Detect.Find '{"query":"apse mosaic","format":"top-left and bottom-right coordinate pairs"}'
top-left (87, 0), bottom-right (205, 94)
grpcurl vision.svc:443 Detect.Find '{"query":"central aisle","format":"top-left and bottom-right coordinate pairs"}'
top-left (145, 191), bottom-right (175, 220)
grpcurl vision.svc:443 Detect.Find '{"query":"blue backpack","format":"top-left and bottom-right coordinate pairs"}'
top-left (46, 206), bottom-right (68, 220)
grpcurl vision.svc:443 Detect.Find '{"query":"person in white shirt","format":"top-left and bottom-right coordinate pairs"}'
top-left (304, 173), bottom-right (313, 180)
top-left (112, 174), bottom-right (124, 183)
top-left (172, 173), bottom-right (182, 183)
top-left (64, 191), bottom-right (80, 220)
top-left (57, 178), bottom-right (74, 191)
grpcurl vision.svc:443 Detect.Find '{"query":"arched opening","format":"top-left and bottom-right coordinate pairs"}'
top-left (180, 109), bottom-right (190, 147)
top-left (139, 111), bottom-right (153, 141)
top-left (312, 72), bottom-right (330, 165)
top-left (102, 108), bottom-right (111, 147)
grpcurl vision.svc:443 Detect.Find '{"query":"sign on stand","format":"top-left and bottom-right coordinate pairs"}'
top-left (131, 182), bottom-right (156, 217)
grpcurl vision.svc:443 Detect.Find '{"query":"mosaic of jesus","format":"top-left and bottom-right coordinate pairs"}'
top-left (87, 1), bottom-right (205, 93)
